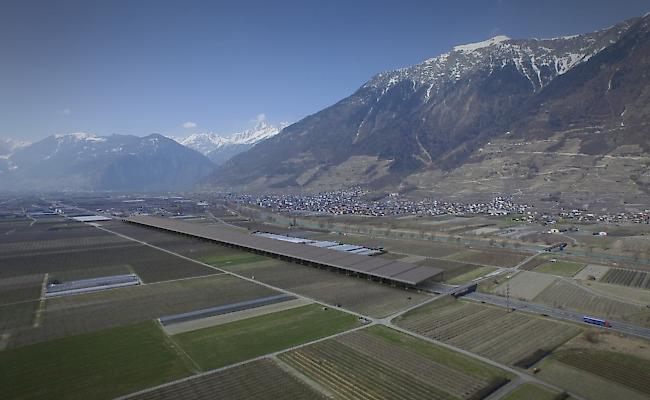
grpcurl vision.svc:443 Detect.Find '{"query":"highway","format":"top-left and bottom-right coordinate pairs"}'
top-left (465, 292), bottom-right (650, 340)
top-left (416, 249), bottom-right (650, 341)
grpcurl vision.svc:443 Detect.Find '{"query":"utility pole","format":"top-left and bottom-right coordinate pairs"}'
top-left (506, 282), bottom-right (511, 312)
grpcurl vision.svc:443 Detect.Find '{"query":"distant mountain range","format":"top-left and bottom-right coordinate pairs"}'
top-left (0, 138), bottom-right (30, 157)
top-left (0, 133), bottom-right (214, 192)
top-left (207, 14), bottom-right (650, 209)
top-left (172, 121), bottom-right (289, 165)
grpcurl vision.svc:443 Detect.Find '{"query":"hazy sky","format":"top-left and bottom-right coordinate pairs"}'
top-left (2, 0), bottom-right (649, 142)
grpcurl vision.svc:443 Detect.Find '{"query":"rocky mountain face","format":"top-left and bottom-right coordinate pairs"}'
top-left (208, 15), bottom-right (650, 209)
top-left (0, 133), bottom-right (214, 192)
top-left (174, 121), bottom-right (289, 165)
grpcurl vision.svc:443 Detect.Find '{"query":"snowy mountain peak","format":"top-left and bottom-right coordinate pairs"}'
top-left (173, 121), bottom-right (289, 155)
top-left (364, 18), bottom-right (635, 96)
top-left (54, 132), bottom-right (106, 142)
top-left (453, 35), bottom-right (511, 52)
top-left (176, 133), bottom-right (228, 155)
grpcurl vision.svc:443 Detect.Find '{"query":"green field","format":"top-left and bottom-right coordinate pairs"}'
top-left (0, 321), bottom-right (193, 400)
top-left (198, 252), bottom-right (268, 267)
top-left (534, 260), bottom-right (585, 277)
top-left (502, 383), bottom-right (561, 400)
top-left (173, 304), bottom-right (360, 370)
top-left (446, 266), bottom-right (497, 285)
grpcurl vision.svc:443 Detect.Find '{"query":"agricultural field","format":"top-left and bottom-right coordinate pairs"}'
top-left (127, 359), bottom-right (326, 400)
top-left (445, 248), bottom-right (529, 268)
top-left (212, 257), bottom-right (431, 318)
top-left (532, 280), bottom-right (650, 327)
top-left (577, 281), bottom-right (650, 305)
top-left (1, 240), bottom-right (216, 283)
top-left (445, 266), bottom-right (497, 285)
top-left (415, 259), bottom-right (484, 282)
top-left (172, 304), bottom-right (360, 370)
top-left (0, 220), bottom-right (109, 244)
top-left (395, 297), bottom-right (581, 366)
top-left (600, 268), bottom-right (650, 289)
top-left (492, 271), bottom-right (558, 301)
top-left (0, 273), bottom-right (44, 305)
top-left (198, 252), bottom-right (268, 267)
top-left (0, 235), bottom-right (131, 256)
top-left (535, 357), bottom-right (649, 400)
top-left (530, 328), bottom-right (650, 399)
top-left (553, 349), bottom-right (650, 395)
top-left (99, 221), bottom-right (239, 260)
top-left (533, 260), bottom-right (585, 277)
top-left (517, 257), bottom-right (547, 271)
top-left (502, 383), bottom-right (563, 400)
top-left (8, 274), bottom-right (277, 348)
top-left (279, 325), bottom-right (511, 400)
top-left (0, 321), bottom-right (193, 400)
top-left (0, 301), bottom-right (38, 333)
top-left (573, 264), bottom-right (611, 281)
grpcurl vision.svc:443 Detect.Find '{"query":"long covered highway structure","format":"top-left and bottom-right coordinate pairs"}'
top-left (124, 215), bottom-right (443, 287)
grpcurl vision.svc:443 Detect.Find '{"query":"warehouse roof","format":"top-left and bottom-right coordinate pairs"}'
top-left (124, 215), bottom-right (442, 286)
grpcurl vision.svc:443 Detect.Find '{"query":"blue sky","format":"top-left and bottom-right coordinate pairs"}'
top-left (2, 0), bottom-right (649, 141)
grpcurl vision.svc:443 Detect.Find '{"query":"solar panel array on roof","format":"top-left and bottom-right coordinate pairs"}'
top-left (308, 241), bottom-right (339, 248)
top-left (253, 232), bottom-right (381, 256)
top-left (125, 215), bottom-right (442, 286)
top-left (254, 232), bottom-right (310, 244)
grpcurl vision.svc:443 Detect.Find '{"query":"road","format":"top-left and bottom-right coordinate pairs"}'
top-left (96, 222), bottom-right (586, 400)
top-left (418, 250), bottom-right (650, 341)
top-left (466, 292), bottom-right (650, 340)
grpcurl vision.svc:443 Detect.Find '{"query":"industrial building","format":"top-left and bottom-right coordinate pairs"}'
top-left (124, 215), bottom-right (442, 287)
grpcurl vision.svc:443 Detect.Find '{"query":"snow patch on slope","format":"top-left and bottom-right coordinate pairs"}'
top-left (453, 35), bottom-right (511, 52)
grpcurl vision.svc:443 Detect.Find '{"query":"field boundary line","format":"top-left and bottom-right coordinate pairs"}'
top-left (565, 278), bottom-right (647, 307)
top-left (115, 322), bottom-right (373, 399)
top-left (141, 272), bottom-right (225, 287)
top-left (155, 320), bottom-right (202, 373)
top-left (272, 354), bottom-right (338, 399)
top-left (483, 377), bottom-right (524, 400)
top-left (385, 322), bottom-right (588, 400)
top-left (100, 222), bottom-right (587, 400)
top-left (94, 223), bottom-right (379, 320)
top-left (31, 273), bottom-right (49, 328)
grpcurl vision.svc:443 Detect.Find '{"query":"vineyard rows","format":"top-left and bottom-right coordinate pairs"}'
top-left (335, 331), bottom-right (489, 398)
top-left (601, 268), bottom-right (650, 290)
top-left (398, 300), bottom-right (580, 365)
top-left (533, 280), bottom-right (650, 326)
top-left (280, 339), bottom-right (457, 400)
top-left (128, 359), bottom-right (324, 400)
top-left (554, 349), bottom-right (650, 395)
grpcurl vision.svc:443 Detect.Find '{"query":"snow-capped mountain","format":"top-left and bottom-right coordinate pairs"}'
top-left (208, 13), bottom-right (650, 199)
top-left (364, 20), bottom-right (631, 98)
top-left (173, 120), bottom-right (289, 165)
top-left (0, 138), bottom-right (31, 157)
top-left (176, 133), bottom-right (228, 155)
top-left (1, 132), bottom-right (214, 191)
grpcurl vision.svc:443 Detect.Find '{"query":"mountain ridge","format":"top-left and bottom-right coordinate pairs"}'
top-left (205, 14), bottom-right (650, 210)
top-left (172, 120), bottom-right (289, 165)
top-left (0, 132), bottom-right (214, 192)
